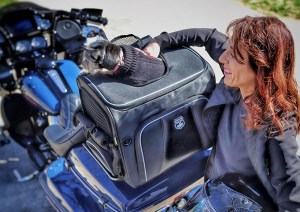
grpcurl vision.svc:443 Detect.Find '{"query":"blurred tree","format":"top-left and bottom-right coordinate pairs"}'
top-left (241, 0), bottom-right (300, 19)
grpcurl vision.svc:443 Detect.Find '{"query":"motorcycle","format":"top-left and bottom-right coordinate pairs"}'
top-left (0, 2), bottom-right (107, 175)
top-left (0, 3), bottom-right (274, 212)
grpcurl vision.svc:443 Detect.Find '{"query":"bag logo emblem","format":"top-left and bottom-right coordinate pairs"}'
top-left (174, 116), bottom-right (185, 130)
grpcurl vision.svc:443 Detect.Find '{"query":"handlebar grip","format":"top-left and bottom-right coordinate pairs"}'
top-left (88, 15), bottom-right (108, 26)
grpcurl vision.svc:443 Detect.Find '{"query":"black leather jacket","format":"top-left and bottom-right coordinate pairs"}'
top-left (155, 28), bottom-right (300, 211)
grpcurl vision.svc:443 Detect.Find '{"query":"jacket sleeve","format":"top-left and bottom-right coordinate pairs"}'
top-left (154, 28), bottom-right (228, 63)
top-left (268, 112), bottom-right (300, 211)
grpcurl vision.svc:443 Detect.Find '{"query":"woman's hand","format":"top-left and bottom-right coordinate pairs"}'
top-left (143, 39), bottom-right (161, 58)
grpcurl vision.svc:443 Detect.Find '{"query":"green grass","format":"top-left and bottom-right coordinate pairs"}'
top-left (241, 0), bottom-right (300, 19)
top-left (0, 0), bottom-right (16, 8)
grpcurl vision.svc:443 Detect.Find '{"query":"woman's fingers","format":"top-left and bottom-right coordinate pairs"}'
top-left (143, 39), bottom-right (161, 58)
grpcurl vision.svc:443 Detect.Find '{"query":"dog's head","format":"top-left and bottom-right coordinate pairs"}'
top-left (81, 39), bottom-right (122, 75)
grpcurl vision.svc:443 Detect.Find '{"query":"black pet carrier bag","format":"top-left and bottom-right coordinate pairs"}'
top-left (77, 46), bottom-right (216, 188)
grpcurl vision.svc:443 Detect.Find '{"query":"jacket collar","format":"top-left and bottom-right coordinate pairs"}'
top-left (205, 78), bottom-right (241, 110)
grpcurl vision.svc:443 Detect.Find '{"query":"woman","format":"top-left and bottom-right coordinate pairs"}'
top-left (143, 16), bottom-right (300, 211)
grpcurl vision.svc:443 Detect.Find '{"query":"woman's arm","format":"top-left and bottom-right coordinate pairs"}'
top-left (144, 28), bottom-right (228, 63)
top-left (268, 113), bottom-right (300, 211)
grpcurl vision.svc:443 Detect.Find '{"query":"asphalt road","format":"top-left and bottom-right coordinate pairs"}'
top-left (0, 136), bottom-right (55, 212)
top-left (0, 0), bottom-right (300, 211)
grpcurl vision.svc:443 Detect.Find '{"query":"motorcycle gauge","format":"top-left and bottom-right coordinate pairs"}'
top-left (31, 37), bottom-right (47, 49)
top-left (34, 15), bottom-right (51, 30)
top-left (15, 40), bottom-right (32, 54)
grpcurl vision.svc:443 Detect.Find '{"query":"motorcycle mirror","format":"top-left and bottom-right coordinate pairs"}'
top-left (82, 26), bottom-right (100, 38)
top-left (70, 8), bottom-right (108, 26)
top-left (81, 8), bottom-right (103, 17)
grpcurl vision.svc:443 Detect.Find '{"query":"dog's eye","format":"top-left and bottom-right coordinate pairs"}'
top-left (83, 50), bottom-right (98, 63)
top-left (90, 52), bottom-right (99, 61)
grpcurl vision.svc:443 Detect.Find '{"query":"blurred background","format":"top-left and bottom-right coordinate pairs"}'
top-left (0, 0), bottom-right (299, 211)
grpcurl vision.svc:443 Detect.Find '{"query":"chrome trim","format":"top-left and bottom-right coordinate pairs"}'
top-left (47, 69), bottom-right (67, 93)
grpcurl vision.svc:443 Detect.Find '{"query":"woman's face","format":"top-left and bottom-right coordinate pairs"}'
top-left (219, 42), bottom-right (256, 98)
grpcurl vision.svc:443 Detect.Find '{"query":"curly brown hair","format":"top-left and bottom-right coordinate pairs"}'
top-left (227, 16), bottom-right (300, 135)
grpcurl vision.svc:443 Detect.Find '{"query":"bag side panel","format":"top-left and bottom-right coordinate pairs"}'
top-left (135, 96), bottom-right (208, 184)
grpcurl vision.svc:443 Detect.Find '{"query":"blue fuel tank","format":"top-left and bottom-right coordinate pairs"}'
top-left (21, 59), bottom-right (80, 115)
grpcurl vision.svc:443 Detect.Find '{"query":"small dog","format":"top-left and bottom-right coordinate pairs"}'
top-left (81, 39), bottom-right (165, 86)
top-left (81, 39), bottom-right (123, 75)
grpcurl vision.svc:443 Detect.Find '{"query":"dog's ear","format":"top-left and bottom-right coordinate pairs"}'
top-left (81, 47), bottom-right (100, 74)
top-left (87, 40), bottom-right (110, 64)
